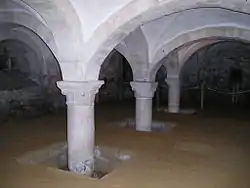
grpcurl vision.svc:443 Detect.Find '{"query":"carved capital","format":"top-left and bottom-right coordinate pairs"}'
top-left (130, 81), bottom-right (158, 99)
top-left (57, 81), bottom-right (104, 106)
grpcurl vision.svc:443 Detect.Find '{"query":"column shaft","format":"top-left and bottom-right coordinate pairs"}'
top-left (131, 81), bottom-right (157, 132)
top-left (57, 81), bottom-right (103, 176)
top-left (167, 76), bottom-right (180, 113)
top-left (67, 105), bottom-right (95, 174)
top-left (136, 98), bottom-right (152, 131)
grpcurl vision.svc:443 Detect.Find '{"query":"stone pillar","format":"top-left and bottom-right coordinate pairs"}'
top-left (166, 75), bottom-right (180, 113)
top-left (57, 80), bottom-right (104, 176)
top-left (130, 81), bottom-right (158, 132)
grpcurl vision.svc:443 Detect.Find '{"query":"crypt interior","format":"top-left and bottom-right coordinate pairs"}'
top-left (1, 1), bottom-right (250, 188)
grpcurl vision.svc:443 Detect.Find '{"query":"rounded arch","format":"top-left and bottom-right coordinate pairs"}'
top-left (179, 40), bottom-right (250, 90)
top-left (0, 23), bottom-right (61, 76)
top-left (29, 0), bottom-right (85, 62)
top-left (7, 0), bottom-right (47, 25)
top-left (178, 40), bottom-right (222, 69)
top-left (99, 49), bottom-right (134, 82)
top-left (0, 23), bottom-right (50, 63)
top-left (0, 39), bottom-right (43, 81)
top-left (0, 24), bottom-right (63, 92)
top-left (149, 26), bottom-right (250, 80)
top-left (177, 40), bottom-right (224, 87)
top-left (97, 49), bottom-right (134, 102)
top-left (0, 0), bottom-right (85, 81)
top-left (0, 10), bottom-right (57, 58)
top-left (155, 65), bottom-right (167, 84)
top-left (82, 1), bottom-right (250, 80)
top-left (115, 42), bottom-right (137, 80)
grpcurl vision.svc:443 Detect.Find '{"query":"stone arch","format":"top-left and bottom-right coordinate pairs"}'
top-left (152, 40), bottom-right (225, 83)
top-left (97, 49), bottom-right (134, 101)
top-left (178, 40), bottom-right (222, 70)
top-left (180, 40), bottom-right (250, 88)
top-left (0, 23), bottom-right (60, 77)
top-left (177, 40), bottom-right (231, 86)
top-left (0, 24), bottom-right (63, 99)
top-left (115, 42), bottom-right (137, 80)
top-left (8, 0), bottom-right (47, 25)
top-left (155, 64), bottom-right (167, 85)
top-left (0, 41), bottom-right (59, 87)
top-left (82, 1), bottom-right (250, 80)
top-left (0, 39), bottom-right (41, 80)
top-left (0, 9), bottom-right (56, 57)
top-left (99, 49), bottom-right (134, 82)
top-left (149, 26), bottom-right (250, 80)
top-left (0, 0), bottom-right (84, 81)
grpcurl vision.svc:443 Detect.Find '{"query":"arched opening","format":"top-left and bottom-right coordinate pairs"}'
top-left (0, 37), bottom-right (63, 120)
top-left (0, 39), bottom-right (39, 88)
top-left (97, 50), bottom-right (133, 104)
top-left (154, 65), bottom-right (168, 110)
top-left (180, 40), bottom-right (250, 116)
top-left (151, 37), bottom-right (250, 115)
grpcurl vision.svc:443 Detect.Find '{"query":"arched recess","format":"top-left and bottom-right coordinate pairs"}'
top-left (0, 5), bottom-right (56, 58)
top-left (115, 41), bottom-right (136, 80)
top-left (0, 25), bottom-right (63, 101)
top-left (155, 65), bottom-right (168, 90)
top-left (149, 26), bottom-right (250, 80)
top-left (178, 40), bottom-right (222, 69)
top-left (98, 49), bottom-right (134, 101)
top-left (0, 23), bottom-right (61, 83)
top-left (99, 50), bottom-right (133, 82)
top-left (81, 1), bottom-right (250, 80)
top-left (0, 0), bottom-right (84, 81)
top-left (151, 40), bottom-right (223, 81)
top-left (0, 39), bottom-right (45, 84)
top-left (180, 40), bottom-right (250, 88)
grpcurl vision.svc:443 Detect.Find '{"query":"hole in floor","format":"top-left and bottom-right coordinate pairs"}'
top-left (59, 166), bottom-right (108, 179)
top-left (119, 118), bottom-right (177, 132)
top-left (16, 143), bottom-right (132, 179)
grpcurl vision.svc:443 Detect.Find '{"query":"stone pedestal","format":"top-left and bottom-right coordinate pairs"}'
top-left (57, 80), bottom-right (103, 176)
top-left (166, 76), bottom-right (180, 113)
top-left (130, 81), bottom-right (158, 132)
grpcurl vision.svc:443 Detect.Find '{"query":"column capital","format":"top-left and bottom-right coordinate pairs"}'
top-left (57, 81), bottom-right (104, 106)
top-left (130, 81), bottom-right (158, 99)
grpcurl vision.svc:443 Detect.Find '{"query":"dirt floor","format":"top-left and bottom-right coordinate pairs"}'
top-left (1, 102), bottom-right (250, 188)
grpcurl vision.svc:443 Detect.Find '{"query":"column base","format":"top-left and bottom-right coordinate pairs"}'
top-left (68, 159), bottom-right (95, 176)
top-left (136, 126), bottom-right (151, 132)
top-left (168, 105), bottom-right (179, 113)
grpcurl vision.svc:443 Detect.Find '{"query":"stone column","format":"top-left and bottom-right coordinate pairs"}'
top-left (57, 80), bottom-right (104, 176)
top-left (166, 75), bottom-right (180, 113)
top-left (130, 81), bottom-right (158, 132)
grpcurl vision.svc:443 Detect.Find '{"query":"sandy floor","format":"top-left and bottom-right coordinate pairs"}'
top-left (1, 103), bottom-right (250, 188)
